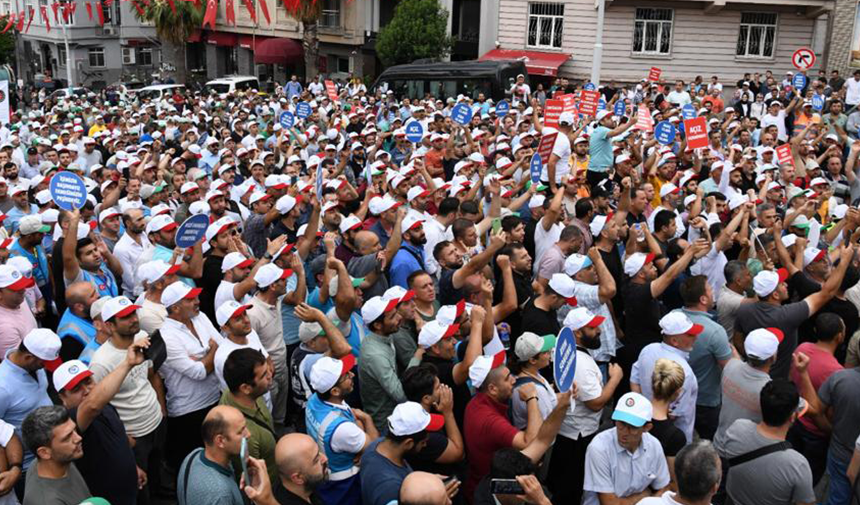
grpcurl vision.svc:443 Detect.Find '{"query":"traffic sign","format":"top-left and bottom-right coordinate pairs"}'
top-left (792, 47), bottom-right (816, 71)
top-left (529, 153), bottom-right (542, 183)
top-left (792, 73), bottom-right (808, 90)
top-left (450, 103), bottom-right (473, 125)
top-left (496, 100), bottom-right (511, 116)
top-left (295, 102), bottom-right (312, 119)
top-left (405, 121), bottom-right (423, 143)
top-left (50, 171), bottom-right (88, 211)
top-left (655, 121), bottom-right (676, 145)
top-left (175, 214), bottom-right (210, 248)
top-left (553, 327), bottom-right (577, 393)
top-left (279, 111), bottom-right (295, 129)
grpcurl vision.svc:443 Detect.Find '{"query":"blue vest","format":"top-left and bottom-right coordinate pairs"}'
top-left (80, 264), bottom-right (119, 297)
top-left (305, 393), bottom-right (359, 481)
top-left (58, 309), bottom-right (98, 350)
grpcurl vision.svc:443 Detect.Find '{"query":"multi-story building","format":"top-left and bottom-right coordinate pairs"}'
top-left (10, 0), bottom-right (160, 89)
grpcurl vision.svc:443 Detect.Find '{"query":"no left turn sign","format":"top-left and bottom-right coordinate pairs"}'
top-left (792, 47), bottom-right (816, 71)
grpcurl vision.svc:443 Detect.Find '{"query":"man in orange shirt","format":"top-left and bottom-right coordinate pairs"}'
top-left (702, 88), bottom-right (724, 114)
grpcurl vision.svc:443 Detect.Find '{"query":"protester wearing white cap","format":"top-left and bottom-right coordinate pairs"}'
top-left (62, 209), bottom-right (122, 301)
top-left (358, 295), bottom-right (408, 430)
top-left (211, 300), bottom-right (273, 406)
top-left (112, 207), bottom-right (151, 296)
top-left (520, 272), bottom-right (578, 339)
top-left (306, 353), bottom-right (378, 505)
top-left (582, 392), bottom-right (670, 504)
top-left (158, 280), bottom-right (223, 469)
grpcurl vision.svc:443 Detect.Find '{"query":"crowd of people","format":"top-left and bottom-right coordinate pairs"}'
top-left (0, 65), bottom-right (859, 505)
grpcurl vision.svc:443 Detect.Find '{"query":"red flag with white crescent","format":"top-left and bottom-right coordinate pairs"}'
top-left (40, 5), bottom-right (50, 31)
top-left (225, 0), bottom-right (235, 24)
top-left (25, 6), bottom-right (34, 32)
top-left (202, 0), bottom-right (217, 28)
top-left (50, 2), bottom-right (59, 22)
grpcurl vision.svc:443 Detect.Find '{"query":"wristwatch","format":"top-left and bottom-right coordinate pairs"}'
top-left (526, 396), bottom-right (538, 403)
top-left (263, 252), bottom-right (273, 260)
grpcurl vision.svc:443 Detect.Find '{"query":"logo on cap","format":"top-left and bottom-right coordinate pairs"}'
top-left (626, 397), bottom-right (635, 407)
top-left (10, 270), bottom-right (18, 279)
top-left (69, 365), bottom-right (79, 374)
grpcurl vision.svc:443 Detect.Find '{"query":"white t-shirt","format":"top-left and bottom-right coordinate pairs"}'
top-left (533, 220), bottom-right (563, 275)
top-left (324, 401), bottom-right (367, 454)
top-left (666, 90), bottom-right (692, 106)
top-left (761, 110), bottom-right (788, 142)
top-left (559, 350), bottom-right (603, 440)
top-left (215, 280), bottom-right (253, 313)
top-left (541, 131), bottom-right (571, 184)
top-left (846, 77), bottom-right (860, 105)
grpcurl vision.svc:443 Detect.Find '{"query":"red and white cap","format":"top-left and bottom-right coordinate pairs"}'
top-left (382, 285), bottom-right (415, 305)
top-left (468, 351), bottom-right (507, 388)
top-left (205, 189), bottom-right (224, 202)
top-left (180, 182), bottom-right (200, 195)
top-left (101, 296), bottom-right (141, 321)
top-left (249, 192), bottom-right (271, 206)
top-left (659, 311), bottom-right (704, 336)
top-left (802, 247), bottom-right (827, 268)
top-left (254, 263), bottom-right (294, 288)
top-left (205, 216), bottom-right (237, 243)
top-left (388, 401), bottom-right (445, 436)
top-left (276, 194), bottom-right (301, 215)
top-left (52, 360), bottom-right (93, 392)
top-left (548, 274), bottom-right (578, 306)
top-left (589, 213), bottom-right (614, 237)
top-left (99, 207), bottom-right (121, 223)
top-left (271, 242), bottom-right (296, 262)
top-left (215, 300), bottom-right (252, 327)
top-left (339, 214), bottom-right (363, 234)
top-left (310, 354), bottom-right (357, 393)
top-left (809, 177), bottom-right (829, 188)
top-left (407, 186), bottom-right (430, 202)
top-left (623, 252), bottom-right (655, 277)
top-left (321, 200), bottom-right (339, 214)
top-left (369, 195), bottom-right (401, 215)
top-left (150, 203), bottom-right (172, 216)
top-left (436, 299), bottom-right (467, 326)
top-left (659, 183), bottom-right (680, 199)
top-left (161, 281), bottom-right (202, 308)
top-left (361, 296), bottom-right (400, 325)
top-left (418, 320), bottom-right (459, 348)
top-left (138, 260), bottom-right (181, 286)
top-left (265, 174), bottom-right (288, 189)
top-left (753, 267), bottom-right (789, 298)
top-left (0, 264), bottom-right (35, 290)
top-left (563, 307), bottom-right (606, 331)
top-left (221, 252), bottom-right (254, 273)
top-left (23, 328), bottom-right (61, 371)
top-left (744, 327), bottom-right (784, 360)
top-left (402, 214), bottom-right (424, 234)
top-left (146, 214), bottom-right (177, 235)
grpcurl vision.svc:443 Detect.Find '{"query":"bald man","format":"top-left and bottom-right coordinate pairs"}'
top-left (272, 433), bottom-right (328, 504)
top-left (58, 281), bottom-right (100, 361)
top-left (347, 212), bottom-right (403, 299)
top-left (177, 405), bottom-right (249, 505)
top-left (400, 472), bottom-right (451, 505)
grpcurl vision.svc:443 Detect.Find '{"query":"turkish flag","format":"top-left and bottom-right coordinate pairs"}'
top-left (2, 15), bottom-right (14, 34)
top-left (241, 0), bottom-right (255, 22)
top-left (40, 5), bottom-right (50, 31)
top-left (25, 7), bottom-right (34, 32)
top-left (167, 0), bottom-right (176, 14)
top-left (225, 0), bottom-right (235, 24)
top-left (202, 0), bottom-right (217, 28)
top-left (85, 2), bottom-right (92, 20)
top-left (95, 0), bottom-right (104, 25)
top-left (50, 2), bottom-right (58, 22)
top-left (258, 0), bottom-right (269, 24)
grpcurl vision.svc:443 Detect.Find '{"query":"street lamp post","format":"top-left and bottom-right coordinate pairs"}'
top-left (590, 0), bottom-right (604, 86)
top-left (59, 12), bottom-right (74, 91)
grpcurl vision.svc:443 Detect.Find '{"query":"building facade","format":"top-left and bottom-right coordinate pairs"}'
top-left (10, 0), bottom-right (161, 89)
top-left (490, 0), bottom-right (832, 86)
top-left (826, 0), bottom-right (859, 74)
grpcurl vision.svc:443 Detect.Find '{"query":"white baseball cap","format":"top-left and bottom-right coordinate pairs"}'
top-left (659, 183), bottom-right (680, 199)
top-left (309, 354), bottom-right (356, 393)
top-left (298, 321), bottom-right (325, 343)
top-left (387, 401), bottom-right (445, 436)
top-left (514, 332), bottom-right (556, 361)
top-left (589, 213), bottom-right (614, 237)
top-left (254, 263), bottom-right (294, 288)
top-left (659, 311), bottom-right (704, 336)
top-left (382, 285), bottom-right (415, 304)
top-left (98, 207), bottom-right (121, 223)
top-left (0, 264), bottom-right (35, 290)
top-left (52, 359), bottom-right (93, 392)
top-left (802, 247), bottom-right (827, 268)
top-left (160, 281), bottom-right (202, 308)
top-left (221, 252), bottom-right (254, 273)
top-left (528, 195), bottom-right (546, 210)
top-left (23, 328), bottom-right (61, 370)
top-left (146, 214), bottom-right (177, 235)
top-left (369, 195), bottom-right (402, 215)
top-left (101, 296), bottom-right (141, 321)
top-left (781, 234), bottom-right (798, 248)
top-left (276, 195), bottom-right (301, 215)
top-left (563, 307), bottom-right (606, 331)
top-left (418, 320), bottom-right (459, 348)
top-left (558, 112), bottom-right (575, 126)
top-left (215, 300), bottom-right (252, 327)
top-left (468, 351), bottom-right (507, 389)
top-left (180, 181), bottom-right (200, 195)
top-left (436, 300), bottom-right (467, 326)
top-left (753, 268), bottom-right (789, 298)
top-left (611, 392), bottom-right (653, 427)
top-left (361, 296), bottom-right (400, 325)
top-left (547, 274), bottom-right (578, 305)
top-left (624, 252), bottom-right (656, 277)
top-left (339, 214), bottom-right (363, 233)
top-left (564, 254), bottom-right (592, 276)
top-left (596, 110), bottom-right (613, 122)
top-left (407, 186), bottom-right (430, 202)
top-left (205, 216), bottom-right (237, 243)
top-left (19, 215), bottom-right (50, 235)
top-left (744, 327), bottom-right (784, 360)
top-left (402, 214), bottom-right (424, 234)
top-left (138, 260), bottom-right (181, 286)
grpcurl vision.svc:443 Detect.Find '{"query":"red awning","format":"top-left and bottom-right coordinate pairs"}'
top-left (239, 35), bottom-right (264, 50)
top-left (188, 30), bottom-right (202, 43)
top-left (479, 49), bottom-right (570, 77)
top-left (207, 32), bottom-right (238, 47)
top-left (254, 37), bottom-right (302, 65)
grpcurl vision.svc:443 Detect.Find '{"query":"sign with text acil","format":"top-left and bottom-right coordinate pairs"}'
top-left (683, 116), bottom-right (708, 149)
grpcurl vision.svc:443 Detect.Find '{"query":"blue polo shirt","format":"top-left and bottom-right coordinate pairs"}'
top-left (0, 350), bottom-right (53, 469)
top-left (389, 242), bottom-right (425, 289)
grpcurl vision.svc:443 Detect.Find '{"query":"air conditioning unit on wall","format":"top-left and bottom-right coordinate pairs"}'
top-left (122, 47), bottom-right (135, 64)
top-left (102, 26), bottom-right (116, 36)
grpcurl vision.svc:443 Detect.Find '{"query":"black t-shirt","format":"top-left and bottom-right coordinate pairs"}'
top-left (599, 245), bottom-right (624, 327)
top-left (269, 219), bottom-right (298, 244)
top-left (438, 268), bottom-right (464, 306)
top-left (405, 431), bottom-right (460, 477)
top-left (649, 418), bottom-right (686, 457)
top-left (70, 405), bottom-right (138, 505)
top-left (520, 298), bottom-right (560, 339)
top-left (524, 218), bottom-right (538, 265)
top-left (622, 281), bottom-right (663, 351)
top-left (424, 355), bottom-right (471, 430)
top-left (493, 270), bottom-right (534, 341)
top-left (273, 483), bottom-right (325, 505)
top-left (200, 252), bottom-right (225, 322)
top-left (788, 271), bottom-right (821, 303)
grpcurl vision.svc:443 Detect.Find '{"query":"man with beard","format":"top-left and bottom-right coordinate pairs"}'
top-left (63, 210), bottom-right (122, 298)
top-left (390, 214), bottom-right (427, 289)
top-left (272, 433), bottom-right (330, 505)
top-left (113, 208), bottom-right (151, 296)
top-left (306, 355), bottom-right (378, 505)
top-left (138, 214), bottom-right (203, 288)
top-left (548, 307), bottom-right (623, 505)
top-left (433, 230), bottom-right (505, 306)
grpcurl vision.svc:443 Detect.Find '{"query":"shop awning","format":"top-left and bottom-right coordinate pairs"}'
top-left (239, 35), bottom-right (263, 50)
top-left (479, 49), bottom-right (570, 77)
top-left (188, 30), bottom-right (202, 43)
top-left (207, 32), bottom-right (238, 47)
top-left (253, 37), bottom-right (302, 65)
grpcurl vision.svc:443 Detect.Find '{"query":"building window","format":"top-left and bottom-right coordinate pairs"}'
top-left (336, 56), bottom-right (350, 73)
top-left (736, 13), bottom-right (777, 58)
top-left (138, 48), bottom-right (153, 66)
top-left (0, 0), bottom-right (11, 15)
top-left (58, 46), bottom-right (67, 65)
top-left (319, 0), bottom-right (339, 27)
top-left (88, 47), bottom-right (105, 68)
top-left (57, 0), bottom-right (74, 26)
top-left (526, 2), bottom-right (564, 49)
top-left (633, 8), bottom-right (673, 55)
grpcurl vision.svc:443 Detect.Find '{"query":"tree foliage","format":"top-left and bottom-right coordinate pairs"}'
top-left (283, 0), bottom-right (322, 80)
top-left (376, 0), bottom-right (452, 67)
top-left (0, 16), bottom-right (16, 66)
top-left (132, 0), bottom-right (203, 83)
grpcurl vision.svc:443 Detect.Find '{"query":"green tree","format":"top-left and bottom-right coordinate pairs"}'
top-left (284, 1), bottom-right (322, 80)
top-left (132, 0), bottom-right (203, 84)
top-left (376, 0), bottom-right (452, 67)
top-left (0, 16), bottom-right (16, 66)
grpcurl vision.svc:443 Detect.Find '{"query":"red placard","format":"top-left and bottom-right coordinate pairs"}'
top-left (560, 93), bottom-right (577, 113)
top-left (579, 90), bottom-right (600, 116)
top-left (636, 107), bottom-right (654, 132)
top-left (648, 67), bottom-right (662, 82)
top-left (325, 80), bottom-right (338, 101)
top-left (543, 99), bottom-right (564, 128)
top-left (683, 117), bottom-right (708, 149)
top-left (537, 131), bottom-right (558, 164)
top-left (776, 144), bottom-right (794, 166)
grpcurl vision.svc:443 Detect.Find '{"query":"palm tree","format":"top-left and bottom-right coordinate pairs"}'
top-left (283, 0), bottom-right (322, 80)
top-left (133, 0), bottom-right (203, 85)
